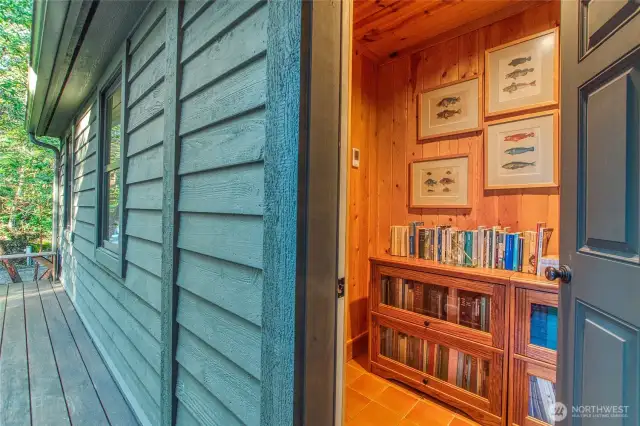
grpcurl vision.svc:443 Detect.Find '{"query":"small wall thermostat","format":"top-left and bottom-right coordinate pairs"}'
top-left (352, 148), bottom-right (360, 168)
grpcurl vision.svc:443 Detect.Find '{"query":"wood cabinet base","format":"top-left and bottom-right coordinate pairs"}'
top-left (371, 362), bottom-right (502, 426)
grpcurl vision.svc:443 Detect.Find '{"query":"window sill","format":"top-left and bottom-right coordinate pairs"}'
top-left (95, 247), bottom-right (123, 278)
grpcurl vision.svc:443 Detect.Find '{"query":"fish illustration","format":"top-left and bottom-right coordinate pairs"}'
top-left (508, 56), bottom-right (531, 67)
top-left (436, 96), bottom-right (461, 108)
top-left (446, 170), bottom-right (452, 175)
top-left (504, 146), bottom-right (535, 155)
top-left (504, 132), bottom-right (535, 142)
top-left (442, 187), bottom-right (451, 193)
top-left (505, 68), bottom-right (534, 79)
top-left (427, 189), bottom-right (435, 193)
top-left (439, 177), bottom-right (455, 185)
top-left (425, 178), bottom-right (438, 186)
top-left (502, 161), bottom-right (536, 170)
top-left (426, 172), bottom-right (432, 176)
top-left (436, 109), bottom-right (462, 120)
top-left (503, 81), bottom-right (536, 93)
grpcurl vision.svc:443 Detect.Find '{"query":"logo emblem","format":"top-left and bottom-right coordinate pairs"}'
top-left (549, 402), bottom-right (568, 422)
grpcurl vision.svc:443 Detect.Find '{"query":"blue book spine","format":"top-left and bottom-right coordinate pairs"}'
top-left (504, 234), bottom-right (513, 271)
top-left (512, 235), bottom-right (520, 271)
top-left (464, 232), bottom-right (473, 266)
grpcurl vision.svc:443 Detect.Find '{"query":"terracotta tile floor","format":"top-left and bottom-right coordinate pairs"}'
top-left (344, 356), bottom-right (480, 426)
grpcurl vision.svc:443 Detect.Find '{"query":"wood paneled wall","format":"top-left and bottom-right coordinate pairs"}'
top-left (346, 1), bottom-right (560, 359)
top-left (346, 48), bottom-right (378, 358)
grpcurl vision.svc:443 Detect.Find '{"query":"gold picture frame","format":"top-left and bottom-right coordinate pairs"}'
top-left (484, 110), bottom-right (559, 190)
top-left (417, 76), bottom-right (482, 141)
top-left (485, 28), bottom-right (559, 118)
top-left (410, 154), bottom-right (472, 208)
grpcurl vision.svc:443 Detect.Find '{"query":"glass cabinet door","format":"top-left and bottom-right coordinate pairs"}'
top-left (379, 324), bottom-right (490, 399)
top-left (515, 288), bottom-right (558, 365)
top-left (528, 375), bottom-right (556, 424)
top-left (380, 275), bottom-right (492, 333)
top-left (511, 358), bottom-right (557, 426)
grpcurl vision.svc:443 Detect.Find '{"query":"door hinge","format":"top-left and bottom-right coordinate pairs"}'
top-left (337, 277), bottom-right (345, 298)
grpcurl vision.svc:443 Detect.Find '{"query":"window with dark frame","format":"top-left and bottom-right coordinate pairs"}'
top-left (65, 136), bottom-right (73, 229)
top-left (100, 77), bottom-right (122, 254)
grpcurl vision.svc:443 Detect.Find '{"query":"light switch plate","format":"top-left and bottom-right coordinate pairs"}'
top-left (352, 148), bottom-right (360, 168)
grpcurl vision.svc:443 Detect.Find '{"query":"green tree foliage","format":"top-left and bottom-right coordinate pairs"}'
top-left (0, 0), bottom-right (57, 250)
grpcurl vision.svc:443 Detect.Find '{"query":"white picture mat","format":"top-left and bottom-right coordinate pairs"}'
top-left (488, 32), bottom-right (556, 114)
top-left (412, 156), bottom-right (469, 206)
top-left (486, 114), bottom-right (555, 187)
top-left (419, 78), bottom-right (479, 138)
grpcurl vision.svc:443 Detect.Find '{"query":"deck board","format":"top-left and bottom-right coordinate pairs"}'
top-left (24, 281), bottom-right (70, 425)
top-left (0, 282), bottom-right (139, 426)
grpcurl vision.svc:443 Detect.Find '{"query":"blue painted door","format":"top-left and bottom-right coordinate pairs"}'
top-left (558, 2), bottom-right (640, 426)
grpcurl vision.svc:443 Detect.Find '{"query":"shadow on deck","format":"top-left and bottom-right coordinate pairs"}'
top-left (0, 280), bottom-right (139, 425)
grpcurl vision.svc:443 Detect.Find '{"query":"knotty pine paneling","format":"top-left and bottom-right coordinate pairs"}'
top-left (373, 1), bottom-right (560, 255)
top-left (346, 2), bottom-right (561, 358)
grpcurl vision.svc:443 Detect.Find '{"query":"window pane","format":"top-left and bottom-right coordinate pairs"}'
top-left (105, 169), bottom-right (120, 248)
top-left (528, 375), bottom-right (556, 424)
top-left (105, 87), bottom-right (121, 166)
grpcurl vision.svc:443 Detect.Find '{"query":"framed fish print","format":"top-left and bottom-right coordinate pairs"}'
top-left (485, 28), bottom-right (559, 118)
top-left (484, 110), bottom-right (558, 189)
top-left (410, 154), bottom-right (471, 208)
top-left (417, 76), bottom-right (481, 141)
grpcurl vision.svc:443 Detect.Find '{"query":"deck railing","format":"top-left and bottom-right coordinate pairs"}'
top-left (0, 251), bottom-right (57, 283)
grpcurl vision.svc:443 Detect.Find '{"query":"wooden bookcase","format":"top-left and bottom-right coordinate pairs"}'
top-left (508, 277), bottom-right (558, 426)
top-left (369, 255), bottom-right (559, 426)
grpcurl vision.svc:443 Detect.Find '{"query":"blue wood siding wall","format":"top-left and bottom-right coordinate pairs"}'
top-left (60, 3), bottom-right (168, 425)
top-left (57, 0), bottom-right (300, 424)
top-left (173, 1), bottom-right (267, 425)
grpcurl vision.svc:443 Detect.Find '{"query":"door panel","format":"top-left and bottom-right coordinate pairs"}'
top-left (560, 2), bottom-right (640, 426)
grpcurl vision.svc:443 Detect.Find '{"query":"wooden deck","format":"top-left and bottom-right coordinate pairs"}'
top-left (0, 280), bottom-right (139, 425)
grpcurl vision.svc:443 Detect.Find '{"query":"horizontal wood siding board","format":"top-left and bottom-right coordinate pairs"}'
top-left (126, 179), bottom-right (163, 210)
top-left (180, 3), bottom-right (266, 98)
top-left (125, 209), bottom-right (163, 244)
top-left (72, 234), bottom-right (95, 261)
top-left (128, 49), bottom-right (166, 108)
top-left (178, 108), bottom-right (265, 175)
top-left (126, 235), bottom-right (162, 277)
top-left (125, 262), bottom-right (162, 312)
top-left (75, 123), bottom-right (97, 151)
top-left (128, 115), bottom-right (164, 157)
top-left (127, 83), bottom-right (165, 133)
top-left (50, 282), bottom-right (140, 426)
top-left (68, 251), bottom-right (162, 351)
top-left (177, 212), bottom-right (263, 269)
top-left (181, 0), bottom-right (263, 63)
top-left (74, 206), bottom-right (96, 225)
top-left (74, 189), bottom-right (96, 207)
top-left (72, 289), bottom-right (160, 424)
top-left (74, 155), bottom-right (97, 179)
top-left (179, 57), bottom-right (266, 135)
top-left (176, 401), bottom-right (200, 426)
top-left (179, 162), bottom-right (264, 215)
top-left (73, 220), bottom-right (95, 243)
top-left (75, 139), bottom-right (97, 165)
top-left (74, 171), bottom-right (96, 192)
top-left (177, 249), bottom-right (262, 326)
top-left (129, 1), bottom-right (167, 53)
top-left (129, 14), bottom-right (166, 80)
top-left (126, 144), bottom-right (163, 184)
top-left (177, 288), bottom-right (261, 379)
top-left (182, 0), bottom-right (213, 29)
top-left (176, 327), bottom-right (260, 425)
top-left (176, 365), bottom-right (243, 426)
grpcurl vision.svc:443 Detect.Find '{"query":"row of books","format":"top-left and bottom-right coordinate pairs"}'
top-left (528, 376), bottom-right (556, 424)
top-left (380, 326), bottom-right (489, 398)
top-left (381, 277), bottom-right (491, 332)
top-left (391, 222), bottom-right (555, 276)
top-left (530, 304), bottom-right (558, 351)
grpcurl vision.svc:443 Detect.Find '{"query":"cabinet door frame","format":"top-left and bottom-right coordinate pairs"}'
top-left (371, 313), bottom-right (504, 417)
top-left (511, 356), bottom-right (557, 426)
top-left (372, 264), bottom-right (507, 349)
top-left (514, 288), bottom-right (558, 365)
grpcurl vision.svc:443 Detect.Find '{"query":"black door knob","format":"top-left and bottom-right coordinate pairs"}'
top-left (545, 265), bottom-right (572, 284)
